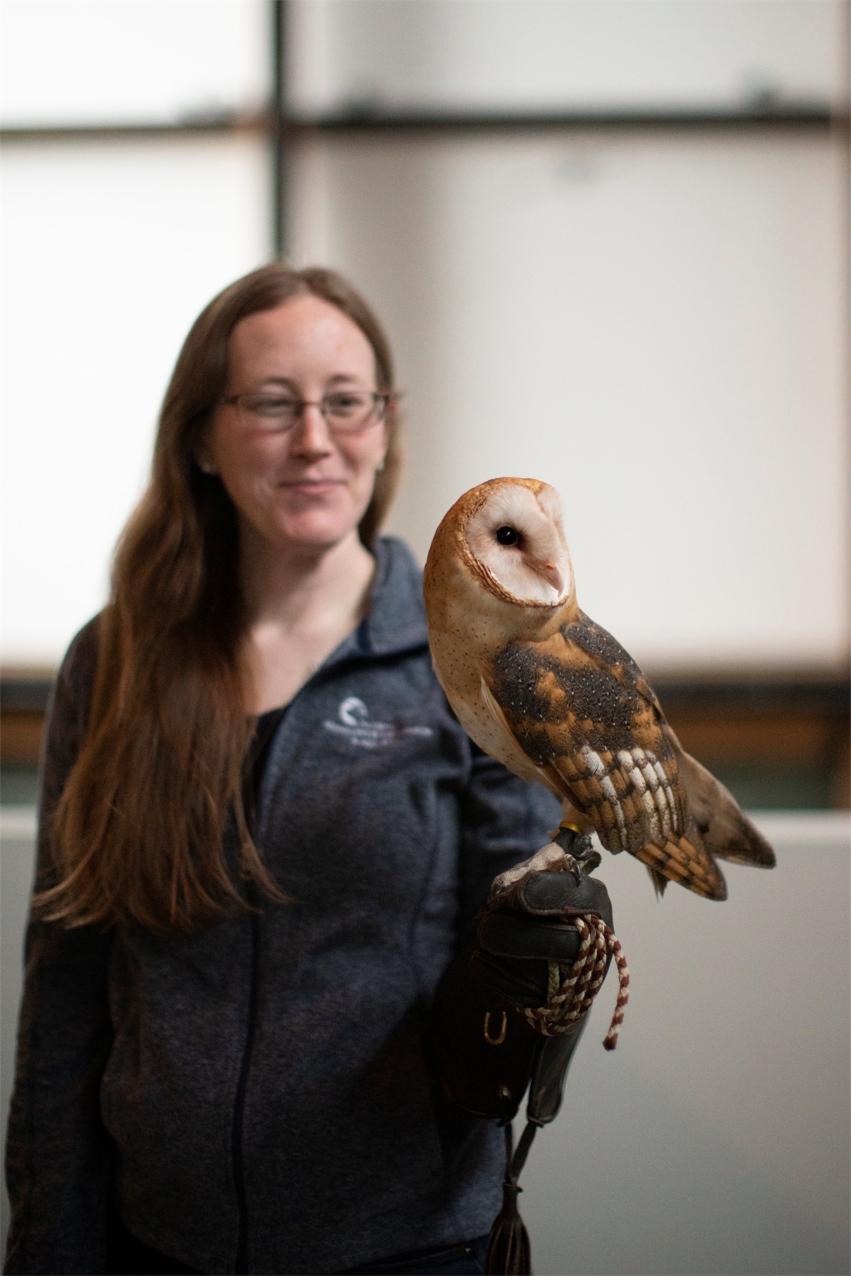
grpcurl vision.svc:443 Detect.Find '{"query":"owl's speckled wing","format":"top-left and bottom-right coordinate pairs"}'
top-left (484, 611), bottom-right (727, 900)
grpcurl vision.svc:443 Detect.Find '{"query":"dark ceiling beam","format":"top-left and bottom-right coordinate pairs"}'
top-left (291, 104), bottom-right (847, 134)
top-left (3, 673), bottom-right (848, 716)
top-left (271, 0), bottom-right (287, 258)
top-left (2, 104), bottom-right (846, 145)
top-left (0, 117), bottom-right (265, 142)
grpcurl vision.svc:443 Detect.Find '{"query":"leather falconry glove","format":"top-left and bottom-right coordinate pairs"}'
top-left (430, 828), bottom-right (617, 1276)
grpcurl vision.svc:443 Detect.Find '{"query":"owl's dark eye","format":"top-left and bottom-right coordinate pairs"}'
top-left (495, 526), bottom-right (521, 547)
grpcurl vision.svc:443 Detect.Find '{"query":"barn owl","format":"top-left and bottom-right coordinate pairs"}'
top-left (423, 477), bottom-right (775, 899)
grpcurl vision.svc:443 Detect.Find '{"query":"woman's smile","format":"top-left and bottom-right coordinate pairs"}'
top-left (278, 477), bottom-right (346, 493)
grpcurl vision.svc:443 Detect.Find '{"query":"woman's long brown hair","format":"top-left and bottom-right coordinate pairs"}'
top-left (37, 264), bottom-right (402, 932)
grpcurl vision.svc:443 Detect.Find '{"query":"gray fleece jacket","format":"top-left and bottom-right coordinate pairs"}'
top-left (4, 537), bottom-right (560, 1276)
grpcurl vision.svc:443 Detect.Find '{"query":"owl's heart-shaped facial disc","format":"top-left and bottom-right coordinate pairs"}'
top-left (464, 482), bottom-right (573, 606)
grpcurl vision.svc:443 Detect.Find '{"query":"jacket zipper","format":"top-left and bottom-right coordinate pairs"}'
top-left (231, 707), bottom-right (286, 1274)
top-left (232, 900), bottom-right (261, 1274)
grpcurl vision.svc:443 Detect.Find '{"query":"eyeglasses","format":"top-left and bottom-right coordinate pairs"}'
top-left (222, 390), bottom-right (390, 433)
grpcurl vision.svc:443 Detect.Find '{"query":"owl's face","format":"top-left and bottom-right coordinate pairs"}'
top-left (464, 480), bottom-right (573, 607)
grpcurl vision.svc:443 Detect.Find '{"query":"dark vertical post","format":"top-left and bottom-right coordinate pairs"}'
top-left (271, 0), bottom-right (286, 258)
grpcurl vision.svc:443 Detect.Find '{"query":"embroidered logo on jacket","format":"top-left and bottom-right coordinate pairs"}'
top-left (323, 696), bottom-right (433, 749)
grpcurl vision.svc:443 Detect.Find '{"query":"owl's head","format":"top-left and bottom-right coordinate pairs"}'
top-left (457, 477), bottom-right (574, 608)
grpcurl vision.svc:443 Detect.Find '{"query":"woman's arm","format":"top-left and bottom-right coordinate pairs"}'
top-left (4, 621), bottom-right (116, 1276)
top-left (426, 747), bottom-right (558, 1119)
top-left (455, 743), bottom-right (561, 940)
top-left (434, 748), bottom-right (616, 1126)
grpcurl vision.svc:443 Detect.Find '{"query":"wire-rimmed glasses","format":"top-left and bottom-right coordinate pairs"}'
top-left (222, 389), bottom-right (390, 433)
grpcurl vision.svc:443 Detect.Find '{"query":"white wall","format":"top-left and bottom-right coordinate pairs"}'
top-left (290, 127), bottom-right (849, 674)
top-left (1, 0), bottom-right (847, 673)
top-left (0, 135), bottom-right (270, 664)
top-left (0, 0), bottom-right (268, 126)
top-left (0, 0), bottom-right (272, 667)
top-left (289, 0), bottom-right (848, 113)
top-left (521, 812), bottom-right (851, 1276)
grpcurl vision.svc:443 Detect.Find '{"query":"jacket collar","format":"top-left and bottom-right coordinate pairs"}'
top-left (365, 537), bottom-right (429, 655)
top-left (323, 537), bottom-right (428, 669)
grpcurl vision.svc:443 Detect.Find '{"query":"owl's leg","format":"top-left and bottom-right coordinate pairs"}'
top-left (552, 821), bottom-right (602, 875)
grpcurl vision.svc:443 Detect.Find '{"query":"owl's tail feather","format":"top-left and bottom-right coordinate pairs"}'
top-left (634, 834), bottom-right (728, 901)
top-left (646, 865), bottom-right (668, 898)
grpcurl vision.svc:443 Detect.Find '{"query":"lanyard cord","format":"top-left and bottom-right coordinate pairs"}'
top-left (520, 915), bottom-right (631, 1050)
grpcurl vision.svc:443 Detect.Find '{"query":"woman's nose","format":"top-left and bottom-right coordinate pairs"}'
top-left (288, 403), bottom-right (334, 457)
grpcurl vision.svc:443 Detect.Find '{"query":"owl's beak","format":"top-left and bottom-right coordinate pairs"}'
top-left (533, 560), bottom-right (566, 597)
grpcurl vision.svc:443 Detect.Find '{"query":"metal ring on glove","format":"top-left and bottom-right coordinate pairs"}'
top-left (483, 1009), bottom-right (508, 1045)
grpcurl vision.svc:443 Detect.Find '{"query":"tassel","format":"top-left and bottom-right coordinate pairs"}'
top-left (485, 1179), bottom-right (531, 1275)
top-left (485, 1122), bottom-right (538, 1275)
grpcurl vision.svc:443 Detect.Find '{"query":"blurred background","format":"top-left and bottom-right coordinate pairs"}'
top-left (1, 2), bottom-right (849, 1272)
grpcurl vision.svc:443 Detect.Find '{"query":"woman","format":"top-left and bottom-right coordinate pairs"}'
top-left (4, 264), bottom-right (560, 1275)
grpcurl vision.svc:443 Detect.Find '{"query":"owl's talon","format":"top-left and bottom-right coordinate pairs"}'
top-left (559, 853), bottom-right (582, 881)
top-left (575, 847), bottom-right (602, 875)
top-left (552, 826), bottom-right (601, 875)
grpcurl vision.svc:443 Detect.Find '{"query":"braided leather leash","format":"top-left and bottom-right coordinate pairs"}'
top-left (520, 915), bottom-right (630, 1049)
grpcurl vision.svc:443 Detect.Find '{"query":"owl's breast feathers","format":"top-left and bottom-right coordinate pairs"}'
top-left (485, 612), bottom-right (726, 897)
